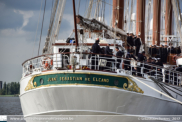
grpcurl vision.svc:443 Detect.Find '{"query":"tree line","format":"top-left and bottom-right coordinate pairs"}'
top-left (0, 82), bottom-right (20, 95)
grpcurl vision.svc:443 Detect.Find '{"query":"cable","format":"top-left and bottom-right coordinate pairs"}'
top-left (38, 0), bottom-right (46, 56)
top-left (84, 0), bottom-right (89, 17)
top-left (32, 0), bottom-right (43, 57)
top-left (159, 81), bottom-right (182, 92)
top-left (159, 82), bottom-right (182, 97)
top-left (77, 0), bottom-right (81, 15)
top-left (149, 77), bottom-right (173, 98)
top-left (130, 75), bottom-right (182, 105)
top-left (103, 0), bottom-right (105, 22)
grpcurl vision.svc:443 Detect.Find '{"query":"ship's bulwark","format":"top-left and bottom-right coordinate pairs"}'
top-left (19, 71), bottom-right (182, 122)
top-left (20, 86), bottom-right (182, 121)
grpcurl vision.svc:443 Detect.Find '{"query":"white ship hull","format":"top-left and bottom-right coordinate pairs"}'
top-left (19, 70), bottom-right (182, 122)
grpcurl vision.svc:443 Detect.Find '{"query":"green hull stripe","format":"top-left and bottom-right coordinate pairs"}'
top-left (33, 73), bottom-right (129, 89)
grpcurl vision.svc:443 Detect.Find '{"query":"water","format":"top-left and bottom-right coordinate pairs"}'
top-left (0, 97), bottom-right (23, 115)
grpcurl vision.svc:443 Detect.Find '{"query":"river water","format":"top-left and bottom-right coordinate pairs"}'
top-left (0, 97), bottom-right (23, 115)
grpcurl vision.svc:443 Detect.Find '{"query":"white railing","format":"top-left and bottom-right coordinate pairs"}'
top-left (22, 52), bottom-right (182, 86)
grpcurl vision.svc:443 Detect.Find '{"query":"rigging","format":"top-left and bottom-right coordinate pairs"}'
top-left (38, 0), bottom-right (46, 56)
top-left (32, 0), bottom-right (43, 57)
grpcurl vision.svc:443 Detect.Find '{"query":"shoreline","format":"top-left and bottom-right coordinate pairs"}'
top-left (0, 95), bottom-right (19, 97)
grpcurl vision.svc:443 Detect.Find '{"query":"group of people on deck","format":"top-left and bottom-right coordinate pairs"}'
top-left (89, 33), bottom-right (182, 86)
top-left (148, 44), bottom-right (181, 63)
top-left (90, 38), bottom-right (124, 69)
top-left (90, 35), bottom-right (182, 73)
top-left (126, 32), bottom-right (143, 56)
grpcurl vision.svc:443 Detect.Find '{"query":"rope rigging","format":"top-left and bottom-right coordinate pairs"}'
top-left (149, 76), bottom-right (182, 98)
top-left (48, 0), bottom-right (66, 54)
top-left (159, 81), bottom-right (182, 92)
top-left (146, 0), bottom-right (151, 45)
top-left (160, 83), bottom-right (182, 97)
top-left (42, 0), bottom-right (59, 54)
top-left (149, 77), bottom-right (174, 98)
top-left (38, 0), bottom-right (46, 56)
top-left (32, 0), bottom-right (43, 57)
top-left (129, 0), bottom-right (133, 33)
top-left (84, 0), bottom-right (89, 17)
top-left (171, 0), bottom-right (182, 48)
top-left (77, 0), bottom-right (81, 15)
top-left (131, 75), bottom-right (182, 105)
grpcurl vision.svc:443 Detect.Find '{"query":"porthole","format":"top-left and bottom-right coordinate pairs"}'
top-left (40, 78), bottom-right (44, 85)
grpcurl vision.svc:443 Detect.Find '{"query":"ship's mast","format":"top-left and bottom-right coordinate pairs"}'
top-left (136, 0), bottom-right (145, 44)
top-left (152, 0), bottom-right (161, 46)
top-left (112, 0), bottom-right (124, 29)
top-left (72, 0), bottom-right (79, 52)
top-left (164, 0), bottom-right (172, 45)
top-left (112, 0), bottom-right (124, 50)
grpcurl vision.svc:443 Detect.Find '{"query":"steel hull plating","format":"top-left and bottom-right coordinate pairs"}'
top-left (20, 85), bottom-right (182, 116)
top-left (19, 71), bottom-right (182, 122)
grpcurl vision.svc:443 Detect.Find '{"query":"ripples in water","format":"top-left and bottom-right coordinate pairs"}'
top-left (0, 97), bottom-right (23, 115)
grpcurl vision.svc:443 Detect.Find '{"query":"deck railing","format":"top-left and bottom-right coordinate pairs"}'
top-left (22, 52), bottom-right (182, 86)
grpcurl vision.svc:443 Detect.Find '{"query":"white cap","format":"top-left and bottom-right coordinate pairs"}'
top-left (130, 32), bottom-right (133, 34)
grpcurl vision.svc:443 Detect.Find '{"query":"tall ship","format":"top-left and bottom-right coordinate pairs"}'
top-left (19, 0), bottom-right (182, 121)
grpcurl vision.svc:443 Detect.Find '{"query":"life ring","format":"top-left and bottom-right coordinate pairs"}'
top-left (27, 61), bottom-right (34, 72)
top-left (42, 57), bottom-right (53, 70)
top-left (29, 65), bottom-right (33, 69)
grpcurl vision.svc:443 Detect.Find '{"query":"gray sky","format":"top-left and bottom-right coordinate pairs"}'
top-left (0, 0), bottom-right (75, 82)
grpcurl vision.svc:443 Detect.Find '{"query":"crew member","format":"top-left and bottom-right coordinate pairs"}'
top-left (152, 45), bottom-right (157, 57)
top-left (115, 47), bottom-right (124, 68)
top-left (134, 34), bottom-right (141, 56)
top-left (105, 43), bottom-right (113, 69)
top-left (149, 45), bottom-right (153, 56)
top-left (124, 51), bottom-right (137, 70)
top-left (137, 51), bottom-right (146, 76)
top-left (105, 43), bottom-right (113, 56)
top-left (127, 32), bottom-right (134, 48)
top-left (91, 38), bottom-right (101, 54)
top-left (159, 45), bottom-right (164, 60)
top-left (91, 38), bottom-right (101, 69)
top-left (163, 45), bottom-right (168, 63)
top-left (176, 46), bottom-right (181, 55)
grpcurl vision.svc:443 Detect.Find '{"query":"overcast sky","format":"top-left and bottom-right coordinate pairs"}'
top-left (0, 0), bottom-right (76, 82)
top-left (0, 0), bottom-right (181, 83)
